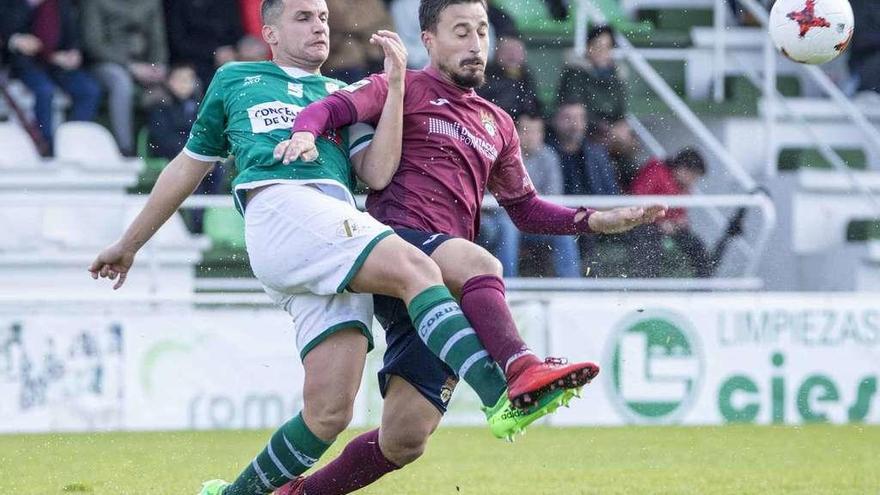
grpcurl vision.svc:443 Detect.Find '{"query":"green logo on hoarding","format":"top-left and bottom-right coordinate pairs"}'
top-left (606, 310), bottom-right (703, 424)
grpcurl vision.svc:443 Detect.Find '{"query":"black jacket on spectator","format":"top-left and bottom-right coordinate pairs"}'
top-left (478, 63), bottom-right (542, 119)
top-left (0, 0), bottom-right (80, 56)
top-left (1, 0), bottom-right (81, 62)
top-left (848, 0), bottom-right (880, 64)
top-left (0, 0), bottom-right (26, 65)
top-left (556, 64), bottom-right (627, 124)
top-left (488, 4), bottom-right (519, 39)
top-left (549, 136), bottom-right (621, 196)
top-left (848, 0), bottom-right (880, 92)
top-left (165, 0), bottom-right (243, 86)
top-left (147, 94), bottom-right (199, 159)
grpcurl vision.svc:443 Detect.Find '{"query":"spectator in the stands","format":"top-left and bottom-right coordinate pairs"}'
top-left (557, 25), bottom-right (639, 186)
top-left (164, 0), bottom-right (244, 89)
top-left (147, 62), bottom-right (224, 233)
top-left (81, 0), bottom-right (168, 156)
top-left (146, 63), bottom-right (199, 160)
top-left (324, 0), bottom-right (393, 82)
top-left (0, 1), bottom-right (22, 65)
top-left (236, 35), bottom-right (270, 62)
top-left (482, 113), bottom-right (582, 278)
top-left (549, 101), bottom-right (621, 196)
top-left (478, 36), bottom-right (542, 119)
top-left (238, 0), bottom-right (264, 40)
top-left (627, 148), bottom-right (713, 278)
top-left (847, 0), bottom-right (880, 94)
top-left (1, 0), bottom-right (102, 153)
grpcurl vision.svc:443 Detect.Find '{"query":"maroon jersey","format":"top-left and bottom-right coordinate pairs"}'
top-left (336, 67), bottom-right (535, 241)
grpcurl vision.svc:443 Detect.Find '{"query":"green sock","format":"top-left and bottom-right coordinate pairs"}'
top-left (223, 412), bottom-right (331, 495)
top-left (408, 285), bottom-right (507, 407)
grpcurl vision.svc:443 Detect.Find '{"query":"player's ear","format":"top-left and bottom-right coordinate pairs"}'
top-left (262, 24), bottom-right (278, 46)
top-left (421, 30), bottom-right (433, 54)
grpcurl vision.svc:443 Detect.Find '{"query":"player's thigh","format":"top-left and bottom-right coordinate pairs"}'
top-left (431, 238), bottom-right (503, 296)
top-left (348, 234), bottom-right (442, 303)
top-left (244, 183), bottom-right (392, 296)
top-left (379, 376), bottom-right (443, 466)
top-left (285, 292), bottom-right (373, 438)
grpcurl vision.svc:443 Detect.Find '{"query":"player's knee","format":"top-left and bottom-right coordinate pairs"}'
top-left (381, 428), bottom-right (431, 466)
top-left (398, 247), bottom-right (443, 289)
top-left (469, 251), bottom-right (503, 278)
top-left (304, 399), bottom-right (354, 439)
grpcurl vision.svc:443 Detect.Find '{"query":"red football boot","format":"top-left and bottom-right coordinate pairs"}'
top-left (274, 476), bottom-right (305, 495)
top-left (507, 357), bottom-right (600, 409)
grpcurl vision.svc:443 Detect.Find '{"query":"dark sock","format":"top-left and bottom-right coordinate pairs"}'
top-left (301, 429), bottom-right (399, 495)
top-left (223, 412), bottom-right (331, 495)
top-left (460, 275), bottom-right (540, 378)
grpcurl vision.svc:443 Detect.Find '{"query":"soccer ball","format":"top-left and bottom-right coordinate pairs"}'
top-left (769, 0), bottom-right (854, 65)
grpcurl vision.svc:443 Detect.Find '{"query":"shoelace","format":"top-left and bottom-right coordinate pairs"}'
top-left (544, 357), bottom-right (569, 366)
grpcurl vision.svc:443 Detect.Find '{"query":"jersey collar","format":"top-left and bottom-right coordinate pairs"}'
top-left (275, 63), bottom-right (319, 79)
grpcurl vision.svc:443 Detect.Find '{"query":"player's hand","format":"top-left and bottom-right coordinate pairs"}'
top-left (274, 131), bottom-right (319, 164)
top-left (588, 204), bottom-right (667, 234)
top-left (88, 242), bottom-right (137, 290)
top-left (370, 30), bottom-right (407, 88)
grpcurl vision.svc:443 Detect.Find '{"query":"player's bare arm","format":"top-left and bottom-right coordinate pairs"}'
top-left (88, 152), bottom-right (214, 289)
top-left (349, 30), bottom-right (407, 190)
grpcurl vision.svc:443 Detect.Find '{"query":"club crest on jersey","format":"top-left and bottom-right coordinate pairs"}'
top-left (287, 82), bottom-right (303, 97)
top-left (338, 218), bottom-right (364, 238)
top-left (481, 110), bottom-right (496, 137)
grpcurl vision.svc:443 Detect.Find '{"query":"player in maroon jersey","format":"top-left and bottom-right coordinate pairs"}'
top-left (273, 2), bottom-right (666, 493)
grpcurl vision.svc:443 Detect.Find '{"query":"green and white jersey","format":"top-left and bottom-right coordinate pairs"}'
top-left (184, 61), bottom-right (373, 212)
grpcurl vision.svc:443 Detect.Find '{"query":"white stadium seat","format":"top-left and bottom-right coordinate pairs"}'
top-left (55, 121), bottom-right (138, 169)
top-left (0, 123), bottom-right (42, 168)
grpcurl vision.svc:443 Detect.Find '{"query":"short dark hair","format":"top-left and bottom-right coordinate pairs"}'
top-left (516, 112), bottom-right (544, 126)
top-left (261, 0), bottom-right (285, 24)
top-left (419, 0), bottom-right (488, 32)
top-left (587, 25), bottom-right (615, 46)
top-left (669, 147), bottom-right (707, 175)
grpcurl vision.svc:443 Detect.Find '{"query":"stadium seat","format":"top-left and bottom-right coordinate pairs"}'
top-left (0, 123), bottom-right (42, 168)
top-left (203, 207), bottom-right (246, 250)
top-left (55, 121), bottom-right (139, 169)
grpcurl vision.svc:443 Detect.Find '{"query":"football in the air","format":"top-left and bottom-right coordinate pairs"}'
top-left (769, 0), bottom-right (854, 65)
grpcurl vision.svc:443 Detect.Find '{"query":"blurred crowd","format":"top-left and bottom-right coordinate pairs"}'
top-left (5, 0), bottom-right (874, 278)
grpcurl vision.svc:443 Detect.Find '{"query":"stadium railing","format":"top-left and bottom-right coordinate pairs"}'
top-left (179, 192), bottom-right (776, 293)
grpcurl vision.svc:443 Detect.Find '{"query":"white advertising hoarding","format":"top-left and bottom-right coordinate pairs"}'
top-left (1, 293), bottom-right (877, 433)
top-left (548, 293), bottom-right (880, 426)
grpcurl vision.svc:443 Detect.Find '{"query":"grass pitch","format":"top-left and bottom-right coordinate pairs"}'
top-left (0, 425), bottom-right (877, 495)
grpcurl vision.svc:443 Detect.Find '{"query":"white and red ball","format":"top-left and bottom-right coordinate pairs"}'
top-left (769, 0), bottom-right (854, 65)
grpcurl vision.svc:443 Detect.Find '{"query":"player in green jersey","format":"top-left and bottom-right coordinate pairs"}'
top-left (89, 1), bottom-right (572, 494)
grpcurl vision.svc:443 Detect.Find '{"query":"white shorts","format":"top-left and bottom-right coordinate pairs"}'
top-left (244, 182), bottom-right (393, 358)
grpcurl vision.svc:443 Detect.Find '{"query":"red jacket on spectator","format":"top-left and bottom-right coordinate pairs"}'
top-left (239, 0), bottom-right (262, 38)
top-left (629, 158), bottom-right (688, 224)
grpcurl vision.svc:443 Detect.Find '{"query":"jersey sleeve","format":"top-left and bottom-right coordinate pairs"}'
top-left (487, 125), bottom-right (537, 205)
top-left (346, 123), bottom-right (375, 158)
top-left (184, 70), bottom-right (230, 162)
top-left (335, 73), bottom-right (390, 125)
